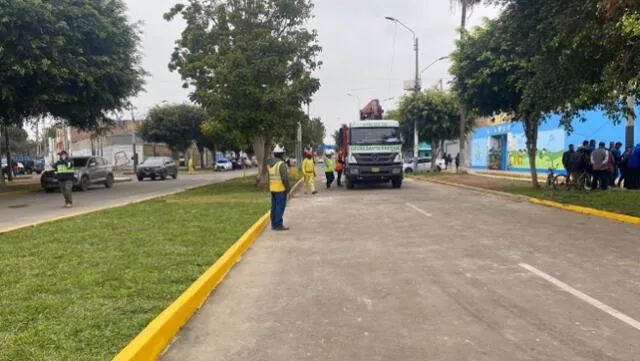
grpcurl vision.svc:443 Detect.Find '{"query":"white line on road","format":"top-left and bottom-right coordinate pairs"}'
top-left (519, 263), bottom-right (640, 332)
top-left (406, 202), bottom-right (432, 217)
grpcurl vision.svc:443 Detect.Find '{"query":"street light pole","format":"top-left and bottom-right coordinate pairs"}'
top-left (386, 16), bottom-right (420, 172)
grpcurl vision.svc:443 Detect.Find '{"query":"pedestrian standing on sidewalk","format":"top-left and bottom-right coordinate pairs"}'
top-left (55, 150), bottom-right (75, 208)
top-left (619, 146), bottom-right (632, 188)
top-left (562, 144), bottom-right (575, 184)
top-left (268, 144), bottom-right (290, 231)
top-left (590, 142), bottom-right (610, 190)
top-left (335, 151), bottom-right (345, 187)
top-left (627, 143), bottom-right (640, 190)
top-left (302, 150), bottom-right (317, 195)
top-left (455, 153), bottom-right (460, 172)
top-left (324, 153), bottom-right (335, 189)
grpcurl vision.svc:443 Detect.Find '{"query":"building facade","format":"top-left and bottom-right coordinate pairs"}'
top-left (471, 110), bottom-right (640, 172)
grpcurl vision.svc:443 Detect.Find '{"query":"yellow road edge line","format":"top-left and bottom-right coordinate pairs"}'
top-left (110, 212), bottom-right (271, 361)
top-left (412, 176), bottom-right (640, 226)
top-left (529, 198), bottom-right (640, 225)
top-left (111, 177), bottom-right (303, 361)
top-left (0, 188), bottom-right (40, 197)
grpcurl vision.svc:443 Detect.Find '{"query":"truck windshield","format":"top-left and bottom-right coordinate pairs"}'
top-left (350, 127), bottom-right (401, 145)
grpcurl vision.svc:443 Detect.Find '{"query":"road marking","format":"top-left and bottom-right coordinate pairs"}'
top-left (519, 263), bottom-right (640, 332)
top-left (406, 202), bottom-right (432, 217)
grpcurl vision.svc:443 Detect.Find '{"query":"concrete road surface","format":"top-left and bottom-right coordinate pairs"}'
top-left (162, 178), bottom-right (639, 361)
top-left (0, 170), bottom-right (253, 231)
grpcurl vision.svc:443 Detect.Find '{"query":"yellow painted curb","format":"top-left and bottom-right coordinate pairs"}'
top-left (529, 198), bottom-right (640, 225)
top-left (110, 177), bottom-right (302, 361)
top-left (111, 212), bottom-right (271, 361)
top-left (413, 177), bottom-right (525, 199)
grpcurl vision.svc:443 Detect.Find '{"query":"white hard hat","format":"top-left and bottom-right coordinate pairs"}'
top-left (273, 144), bottom-right (285, 154)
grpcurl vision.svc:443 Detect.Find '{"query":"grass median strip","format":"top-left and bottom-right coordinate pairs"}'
top-left (416, 173), bottom-right (640, 218)
top-left (0, 177), bottom-right (270, 361)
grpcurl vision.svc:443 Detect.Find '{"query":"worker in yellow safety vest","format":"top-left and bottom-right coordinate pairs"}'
top-left (268, 144), bottom-right (290, 231)
top-left (324, 153), bottom-right (335, 189)
top-left (302, 150), bottom-right (317, 195)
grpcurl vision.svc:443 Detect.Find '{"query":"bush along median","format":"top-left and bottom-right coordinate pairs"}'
top-left (0, 177), bottom-right (270, 361)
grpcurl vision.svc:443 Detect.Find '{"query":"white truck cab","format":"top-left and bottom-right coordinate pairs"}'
top-left (345, 120), bottom-right (404, 189)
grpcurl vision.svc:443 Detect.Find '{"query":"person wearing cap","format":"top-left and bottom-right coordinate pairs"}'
top-left (323, 152), bottom-right (335, 189)
top-left (268, 144), bottom-right (290, 231)
top-left (302, 150), bottom-right (317, 195)
top-left (55, 150), bottom-right (75, 208)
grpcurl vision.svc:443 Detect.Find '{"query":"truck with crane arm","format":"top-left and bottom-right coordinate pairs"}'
top-left (340, 99), bottom-right (404, 189)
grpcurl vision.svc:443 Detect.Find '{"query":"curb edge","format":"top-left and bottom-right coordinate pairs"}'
top-left (414, 176), bottom-right (640, 226)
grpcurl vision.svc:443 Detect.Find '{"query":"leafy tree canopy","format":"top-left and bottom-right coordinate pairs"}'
top-left (0, 0), bottom-right (144, 129)
top-left (139, 104), bottom-right (208, 153)
top-left (165, 0), bottom-right (321, 185)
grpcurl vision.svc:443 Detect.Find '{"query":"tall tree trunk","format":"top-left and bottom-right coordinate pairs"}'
top-left (4, 127), bottom-right (13, 181)
top-left (431, 139), bottom-right (441, 171)
top-left (197, 145), bottom-right (205, 169)
top-left (524, 119), bottom-right (540, 188)
top-left (251, 135), bottom-right (270, 188)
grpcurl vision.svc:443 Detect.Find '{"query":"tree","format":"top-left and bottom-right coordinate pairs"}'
top-left (0, 0), bottom-right (144, 180)
top-left (0, 127), bottom-right (31, 155)
top-left (139, 104), bottom-right (219, 167)
top-left (398, 90), bottom-right (470, 170)
top-left (165, 0), bottom-right (321, 187)
top-left (333, 129), bottom-right (344, 151)
top-left (450, 0), bottom-right (484, 174)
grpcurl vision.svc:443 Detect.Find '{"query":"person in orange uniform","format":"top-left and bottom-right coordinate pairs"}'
top-left (302, 150), bottom-right (317, 194)
top-left (335, 151), bottom-right (345, 187)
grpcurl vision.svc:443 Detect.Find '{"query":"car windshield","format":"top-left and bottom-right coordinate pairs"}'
top-left (217, 159), bottom-right (229, 163)
top-left (142, 158), bottom-right (165, 165)
top-left (71, 157), bottom-right (90, 167)
top-left (350, 127), bottom-right (402, 145)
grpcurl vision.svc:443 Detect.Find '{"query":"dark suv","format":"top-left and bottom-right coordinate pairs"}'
top-left (41, 156), bottom-right (115, 192)
top-left (137, 157), bottom-right (178, 181)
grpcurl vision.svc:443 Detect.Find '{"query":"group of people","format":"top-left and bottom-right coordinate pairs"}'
top-left (561, 139), bottom-right (640, 190)
top-left (443, 153), bottom-right (461, 171)
top-left (301, 150), bottom-right (345, 194)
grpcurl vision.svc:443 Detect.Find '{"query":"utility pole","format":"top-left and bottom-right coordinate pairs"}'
top-left (131, 107), bottom-right (138, 172)
top-left (386, 16), bottom-right (420, 172)
top-left (626, 95), bottom-right (635, 147)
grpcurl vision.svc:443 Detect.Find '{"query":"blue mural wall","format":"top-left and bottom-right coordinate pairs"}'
top-left (471, 109), bottom-right (640, 172)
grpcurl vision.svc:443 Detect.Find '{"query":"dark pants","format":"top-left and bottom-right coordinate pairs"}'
top-left (325, 171), bottom-right (334, 188)
top-left (628, 167), bottom-right (640, 189)
top-left (60, 180), bottom-right (73, 205)
top-left (336, 170), bottom-right (343, 186)
top-left (270, 191), bottom-right (287, 229)
top-left (592, 170), bottom-right (609, 190)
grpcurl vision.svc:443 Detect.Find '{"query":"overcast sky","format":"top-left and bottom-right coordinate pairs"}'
top-left (124, 0), bottom-right (500, 143)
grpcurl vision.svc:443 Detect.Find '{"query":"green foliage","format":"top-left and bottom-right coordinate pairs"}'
top-left (281, 116), bottom-right (325, 153)
top-left (165, 0), bottom-right (321, 147)
top-left (138, 104), bottom-right (208, 153)
top-left (0, 127), bottom-right (31, 155)
top-left (0, 0), bottom-right (144, 129)
top-left (333, 128), bottom-right (344, 150)
top-left (398, 90), bottom-right (469, 154)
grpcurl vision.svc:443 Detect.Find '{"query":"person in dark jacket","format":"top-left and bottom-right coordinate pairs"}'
top-left (618, 146), bottom-right (632, 188)
top-left (562, 144), bottom-right (575, 183)
top-left (590, 142), bottom-right (610, 190)
top-left (455, 153), bottom-right (460, 171)
top-left (627, 144), bottom-right (640, 189)
top-left (55, 150), bottom-right (75, 208)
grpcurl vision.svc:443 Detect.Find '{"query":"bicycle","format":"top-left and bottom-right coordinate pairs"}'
top-left (567, 170), bottom-right (592, 191)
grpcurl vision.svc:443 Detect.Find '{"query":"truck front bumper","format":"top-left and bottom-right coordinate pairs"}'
top-left (346, 164), bottom-right (403, 181)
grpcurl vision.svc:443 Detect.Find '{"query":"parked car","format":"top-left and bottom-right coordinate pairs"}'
top-left (403, 157), bottom-right (446, 173)
top-left (214, 158), bottom-right (233, 171)
top-left (137, 156), bottom-right (178, 181)
top-left (231, 159), bottom-right (243, 170)
top-left (41, 156), bottom-right (114, 192)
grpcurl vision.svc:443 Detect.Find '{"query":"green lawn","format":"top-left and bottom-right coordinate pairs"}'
top-left (507, 186), bottom-right (640, 217)
top-left (0, 177), bottom-right (270, 361)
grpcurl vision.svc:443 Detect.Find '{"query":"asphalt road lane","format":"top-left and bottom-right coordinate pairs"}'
top-left (0, 170), bottom-right (254, 232)
top-left (162, 178), bottom-right (639, 361)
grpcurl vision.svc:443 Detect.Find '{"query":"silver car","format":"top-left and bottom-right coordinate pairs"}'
top-left (41, 156), bottom-right (115, 192)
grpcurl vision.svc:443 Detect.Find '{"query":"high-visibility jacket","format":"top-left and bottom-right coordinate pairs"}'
top-left (324, 159), bottom-right (334, 173)
top-left (55, 160), bottom-right (75, 181)
top-left (335, 156), bottom-right (344, 171)
top-left (269, 161), bottom-right (286, 192)
top-left (302, 158), bottom-right (315, 175)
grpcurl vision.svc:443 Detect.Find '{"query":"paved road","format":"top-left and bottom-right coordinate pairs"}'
top-left (163, 178), bottom-right (639, 361)
top-left (0, 170), bottom-right (253, 231)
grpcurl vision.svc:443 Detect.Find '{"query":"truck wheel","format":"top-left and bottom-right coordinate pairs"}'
top-left (80, 176), bottom-right (90, 191)
top-left (392, 178), bottom-right (402, 189)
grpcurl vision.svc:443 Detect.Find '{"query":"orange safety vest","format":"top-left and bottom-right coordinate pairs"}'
top-left (335, 156), bottom-right (344, 171)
